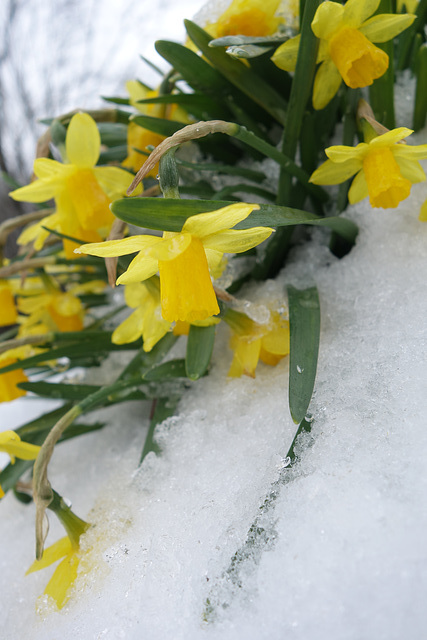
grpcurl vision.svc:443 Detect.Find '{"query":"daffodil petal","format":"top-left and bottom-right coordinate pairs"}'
top-left (66, 113), bottom-right (100, 168)
top-left (343, 0), bottom-right (381, 28)
top-left (26, 536), bottom-right (71, 574)
top-left (312, 59), bottom-right (343, 111)
top-left (182, 203), bottom-right (259, 238)
top-left (419, 199), bottom-right (427, 222)
top-left (393, 143), bottom-right (427, 160)
top-left (369, 127), bottom-right (413, 148)
top-left (124, 282), bottom-right (151, 308)
top-left (310, 158), bottom-right (360, 185)
top-left (311, 2), bottom-right (344, 39)
top-left (205, 248), bottom-right (224, 272)
top-left (148, 233), bottom-right (192, 261)
top-left (271, 34), bottom-right (301, 72)
top-left (360, 13), bottom-right (416, 42)
top-left (112, 309), bottom-right (143, 344)
top-left (348, 170), bottom-right (369, 204)
top-left (44, 552), bottom-right (80, 609)
top-left (94, 166), bottom-right (135, 198)
top-left (394, 156), bottom-right (426, 183)
top-left (203, 227), bottom-right (273, 253)
top-left (33, 158), bottom-right (67, 179)
top-left (126, 80), bottom-right (150, 110)
top-left (326, 143), bottom-right (368, 162)
top-left (116, 253), bottom-right (159, 284)
top-left (76, 235), bottom-right (161, 257)
top-left (9, 178), bottom-right (59, 203)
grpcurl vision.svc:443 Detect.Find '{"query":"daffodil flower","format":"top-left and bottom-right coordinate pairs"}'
top-left (76, 203), bottom-right (273, 323)
top-left (123, 81), bottom-right (188, 175)
top-left (309, 127), bottom-right (427, 209)
top-left (224, 308), bottom-right (290, 377)
top-left (0, 348), bottom-right (30, 403)
top-left (0, 281), bottom-right (18, 327)
top-left (272, 0), bottom-right (415, 110)
top-left (0, 430), bottom-right (40, 463)
top-left (26, 536), bottom-right (81, 609)
top-left (205, 0), bottom-right (286, 38)
top-left (112, 279), bottom-right (172, 350)
top-left (10, 113), bottom-right (135, 258)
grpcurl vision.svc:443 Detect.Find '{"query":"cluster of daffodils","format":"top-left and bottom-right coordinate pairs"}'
top-left (0, 0), bottom-right (426, 615)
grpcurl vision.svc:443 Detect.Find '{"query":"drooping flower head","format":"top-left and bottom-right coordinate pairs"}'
top-left (310, 127), bottom-right (427, 209)
top-left (224, 307), bottom-right (290, 377)
top-left (10, 113), bottom-right (135, 258)
top-left (76, 203), bottom-right (273, 323)
top-left (272, 0), bottom-right (415, 110)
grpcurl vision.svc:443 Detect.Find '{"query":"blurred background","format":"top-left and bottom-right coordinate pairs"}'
top-left (0, 0), bottom-right (203, 248)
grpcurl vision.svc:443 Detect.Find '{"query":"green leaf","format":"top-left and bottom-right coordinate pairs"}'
top-left (111, 197), bottom-right (358, 244)
top-left (131, 115), bottom-right (187, 137)
top-left (287, 285), bottom-right (320, 424)
top-left (184, 20), bottom-right (287, 124)
top-left (186, 324), bottom-right (216, 380)
top-left (143, 358), bottom-right (187, 381)
top-left (225, 44), bottom-right (275, 59)
top-left (139, 396), bottom-right (179, 463)
top-left (209, 34), bottom-right (289, 47)
top-left (175, 158), bottom-right (265, 182)
top-left (414, 44), bottom-right (427, 131)
top-left (136, 93), bottom-right (228, 120)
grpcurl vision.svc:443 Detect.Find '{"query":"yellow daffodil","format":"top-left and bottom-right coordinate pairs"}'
top-left (205, 0), bottom-right (286, 38)
top-left (0, 430), bottom-right (40, 463)
top-left (272, 0), bottom-right (415, 110)
top-left (224, 308), bottom-right (290, 377)
top-left (310, 127), bottom-right (427, 209)
top-left (397, 0), bottom-right (419, 13)
top-left (112, 279), bottom-right (171, 350)
top-left (10, 113), bottom-right (135, 258)
top-left (0, 348), bottom-right (30, 403)
top-left (76, 203), bottom-right (273, 323)
top-left (27, 536), bottom-right (82, 609)
top-left (123, 81), bottom-right (188, 175)
top-left (0, 484), bottom-right (4, 498)
top-left (0, 281), bottom-right (18, 327)
top-left (17, 279), bottom-right (105, 334)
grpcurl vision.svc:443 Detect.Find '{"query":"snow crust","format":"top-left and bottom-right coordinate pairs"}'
top-left (1, 2), bottom-right (427, 639)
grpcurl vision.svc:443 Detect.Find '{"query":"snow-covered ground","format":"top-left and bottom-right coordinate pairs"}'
top-left (1, 2), bottom-right (427, 639)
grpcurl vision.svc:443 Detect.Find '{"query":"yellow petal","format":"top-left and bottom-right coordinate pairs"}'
top-left (0, 361), bottom-right (28, 403)
top-left (228, 336), bottom-right (261, 378)
top-left (124, 282), bottom-right (151, 308)
top-left (348, 170), bottom-right (369, 204)
top-left (66, 113), bottom-right (100, 168)
top-left (325, 143), bottom-right (368, 163)
top-left (202, 227), bottom-right (273, 253)
top-left (33, 158), bottom-right (66, 179)
top-left (394, 156), bottom-right (426, 183)
top-left (116, 253), bottom-right (159, 285)
top-left (0, 430), bottom-right (40, 460)
top-left (271, 35), bottom-right (301, 72)
top-left (126, 80), bottom-right (150, 110)
top-left (158, 236), bottom-right (219, 323)
top-left (182, 203), bottom-right (259, 238)
top-left (76, 235), bottom-right (160, 257)
top-left (9, 178), bottom-right (59, 203)
top-left (310, 158), bottom-right (361, 185)
top-left (311, 2), bottom-right (344, 39)
top-left (419, 199), bottom-right (427, 222)
top-left (261, 323), bottom-right (290, 355)
top-left (360, 13), bottom-right (416, 42)
top-left (343, 0), bottom-right (381, 28)
top-left (0, 284), bottom-right (17, 326)
top-left (312, 59), bottom-right (343, 110)
top-left (26, 536), bottom-right (72, 574)
top-left (393, 142), bottom-right (427, 160)
top-left (112, 309), bottom-right (144, 344)
top-left (148, 233), bottom-right (192, 261)
top-left (0, 484), bottom-right (4, 499)
top-left (94, 166), bottom-right (137, 198)
top-left (44, 551), bottom-right (80, 609)
top-left (369, 127), bottom-right (413, 148)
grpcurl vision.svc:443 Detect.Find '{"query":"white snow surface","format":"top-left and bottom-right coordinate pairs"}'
top-left (1, 2), bottom-right (427, 639)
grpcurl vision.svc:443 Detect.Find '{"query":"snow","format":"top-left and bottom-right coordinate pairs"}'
top-left (1, 1), bottom-right (427, 639)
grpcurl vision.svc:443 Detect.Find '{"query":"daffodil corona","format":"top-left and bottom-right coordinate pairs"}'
top-left (272, 0), bottom-right (415, 110)
top-left (310, 127), bottom-right (427, 209)
top-left (205, 0), bottom-right (286, 38)
top-left (77, 203), bottom-right (273, 323)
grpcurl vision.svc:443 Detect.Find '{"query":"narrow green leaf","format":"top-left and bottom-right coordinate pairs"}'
top-left (414, 44), bottom-right (427, 131)
top-left (143, 358), bottom-right (187, 381)
top-left (368, 0), bottom-right (395, 129)
top-left (175, 158), bottom-right (265, 182)
top-left (111, 197), bottom-right (358, 244)
top-left (184, 20), bottom-right (287, 124)
top-left (140, 396), bottom-right (179, 463)
top-left (131, 114), bottom-right (186, 137)
top-left (287, 285), bottom-right (320, 424)
top-left (209, 34), bottom-right (289, 47)
top-left (186, 325), bottom-right (216, 380)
